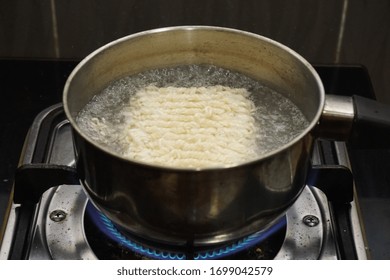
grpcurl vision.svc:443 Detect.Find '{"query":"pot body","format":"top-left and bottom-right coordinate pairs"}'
top-left (63, 26), bottom-right (324, 245)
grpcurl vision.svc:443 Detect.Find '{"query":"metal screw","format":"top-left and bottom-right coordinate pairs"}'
top-left (302, 215), bottom-right (319, 227)
top-left (49, 210), bottom-right (67, 222)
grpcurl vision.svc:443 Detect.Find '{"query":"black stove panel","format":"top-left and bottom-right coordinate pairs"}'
top-left (0, 60), bottom-right (388, 259)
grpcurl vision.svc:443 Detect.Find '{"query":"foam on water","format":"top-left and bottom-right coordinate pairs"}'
top-left (76, 64), bottom-right (309, 166)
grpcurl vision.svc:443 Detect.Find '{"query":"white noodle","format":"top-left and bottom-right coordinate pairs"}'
top-left (111, 85), bottom-right (260, 168)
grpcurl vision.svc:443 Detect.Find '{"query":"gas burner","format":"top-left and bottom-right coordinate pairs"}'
top-left (85, 202), bottom-right (287, 260)
top-left (23, 183), bottom-right (337, 260)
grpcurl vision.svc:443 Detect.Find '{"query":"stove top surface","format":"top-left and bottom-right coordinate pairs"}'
top-left (0, 60), bottom-right (389, 259)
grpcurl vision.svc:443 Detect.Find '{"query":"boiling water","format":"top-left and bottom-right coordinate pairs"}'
top-left (76, 65), bottom-right (309, 167)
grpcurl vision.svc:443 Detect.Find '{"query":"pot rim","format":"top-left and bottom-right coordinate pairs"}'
top-left (63, 25), bottom-right (325, 171)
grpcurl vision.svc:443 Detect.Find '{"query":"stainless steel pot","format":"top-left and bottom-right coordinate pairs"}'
top-left (63, 26), bottom-right (390, 246)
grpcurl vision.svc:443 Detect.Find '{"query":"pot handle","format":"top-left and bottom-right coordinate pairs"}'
top-left (318, 94), bottom-right (390, 148)
top-left (350, 95), bottom-right (390, 148)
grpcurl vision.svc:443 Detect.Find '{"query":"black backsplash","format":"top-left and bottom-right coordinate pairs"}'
top-left (1, 0), bottom-right (389, 105)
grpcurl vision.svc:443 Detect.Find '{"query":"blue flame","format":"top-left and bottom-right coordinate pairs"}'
top-left (86, 203), bottom-right (286, 260)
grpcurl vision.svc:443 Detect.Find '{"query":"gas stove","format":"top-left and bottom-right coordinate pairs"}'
top-left (0, 103), bottom-right (367, 260)
top-left (0, 62), bottom-right (384, 260)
